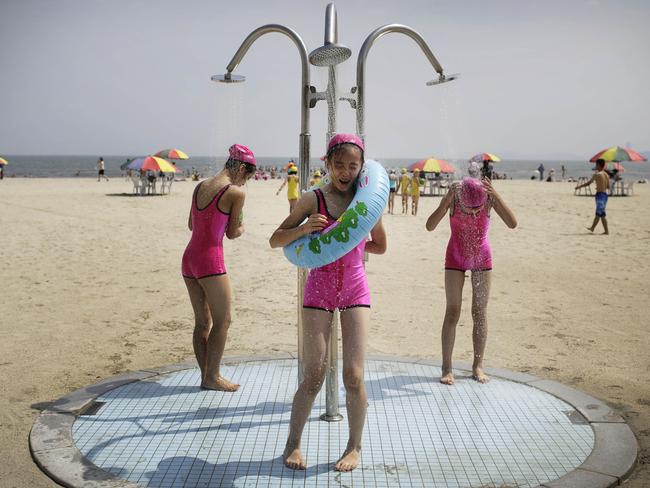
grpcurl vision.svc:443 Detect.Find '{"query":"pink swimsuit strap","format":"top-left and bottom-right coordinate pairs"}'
top-left (313, 189), bottom-right (366, 270)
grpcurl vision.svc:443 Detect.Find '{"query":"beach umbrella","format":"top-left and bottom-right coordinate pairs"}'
top-left (120, 158), bottom-right (136, 170)
top-left (605, 162), bottom-right (625, 173)
top-left (409, 158), bottom-right (455, 173)
top-left (470, 153), bottom-right (501, 163)
top-left (589, 146), bottom-right (646, 163)
top-left (0, 157), bottom-right (8, 166)
top-left (127, 156), bottom-right (181, 173)
top-left (155, 148), bottom-right (189, 160)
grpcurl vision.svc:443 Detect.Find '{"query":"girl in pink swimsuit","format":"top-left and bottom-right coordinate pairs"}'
top-left (426, 165), bottom-right (517, 386)
top-left (182, 144), bottom-right (256, 392)
top-left (270, 134), bottom-right (387, 473)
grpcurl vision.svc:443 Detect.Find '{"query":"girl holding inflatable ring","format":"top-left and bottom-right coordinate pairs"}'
top-left (269, 133), bottom-right (387, 472)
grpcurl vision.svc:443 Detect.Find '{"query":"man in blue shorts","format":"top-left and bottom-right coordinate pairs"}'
top-left (575, 159), bottom-right (610, 234)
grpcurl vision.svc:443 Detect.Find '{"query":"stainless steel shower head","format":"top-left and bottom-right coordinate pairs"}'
top-left (309, 43), bottom-right (351, 67)
top-left (426, 73), bottom-right (459, 86)
top-left (308, 3), bottom-right (351, 67)
top-left (211, 73), bottom-right (246, 83)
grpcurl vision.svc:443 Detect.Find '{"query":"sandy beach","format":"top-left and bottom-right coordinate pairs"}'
top-left (0, 176), bottom-right (648, 487)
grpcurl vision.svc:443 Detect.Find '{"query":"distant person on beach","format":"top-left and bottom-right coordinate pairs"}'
top-left (181, 143), bottom-right (256, 391)
top-left (575, 158), bottom-right (610, 235)
top-left (399, 168), bottom-right (410, 214)
top-left (537, 163), bottom-right (545, 182)
top-left (411, 169), bottom-right (421, 215)
top-left (425, 163), bottom-right (517, 385)
top-left (309, 170), bottom-right (322, 187)
top-left (388, 169), bottom-right (397, 214)
top-left (277, 165), bottom-right (300, 211)
top-left (97, 157), bottom-right (109, 181)
top-left (481, 160), bottom-right (493, 180)
top-left (270, 133), bottom-right (387, 472)
top-left (561, 165), bottom-right (566, 180)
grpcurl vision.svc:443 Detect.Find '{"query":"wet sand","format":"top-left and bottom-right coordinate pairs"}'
top-left (0, 177), bottom-right (648, 486)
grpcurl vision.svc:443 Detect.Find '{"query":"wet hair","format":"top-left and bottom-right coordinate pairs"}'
top-left (225, 157), bottom-right (256, 175)
top-left (326, 143), bottom-right (364, 165)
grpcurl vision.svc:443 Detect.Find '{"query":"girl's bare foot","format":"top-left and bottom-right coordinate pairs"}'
top-left (334, 447), bottom-right (361, 472)
top-left (201, 376), bottom-right (240, 391)
top-left (472, 367), bottom-right (490, 383)
top-left (440, 370), bottom-right (454, 385)
top-left (283, 447), bottom-right (306, 470)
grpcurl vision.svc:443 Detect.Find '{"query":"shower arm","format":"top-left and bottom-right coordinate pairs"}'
top-left (340, 24), bottom-right (446, 142)
top-left (224, 24), bottom-right (311, 136)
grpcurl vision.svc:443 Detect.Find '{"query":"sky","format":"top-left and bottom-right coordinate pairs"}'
top-left (1, 0), bottom-right (649, 160)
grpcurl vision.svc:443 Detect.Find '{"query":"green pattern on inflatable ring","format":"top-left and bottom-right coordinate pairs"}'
top-left (283, 160), bottom-right (389, 268)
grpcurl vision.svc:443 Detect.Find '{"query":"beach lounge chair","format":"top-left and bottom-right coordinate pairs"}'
top-left (160, 176), bottom-right (174, 195)
top-left (624, 181), bottom-right (634, 196)
top-left (131, 175), bottom-right (144, 195)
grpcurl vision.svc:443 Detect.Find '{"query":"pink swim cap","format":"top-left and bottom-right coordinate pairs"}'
top-left (228, 144), bottom-right (256, 166)
top-left (460, 177), bottom-right (487, 208)
top-left (326, 133), bottom-right (365, 156)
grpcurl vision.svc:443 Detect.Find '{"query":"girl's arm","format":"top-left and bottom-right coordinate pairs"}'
top-left (276, 178), bottom-right (287, 195)
top-left (225, 187), bottom-right (247, 239)
top-left (425, 188), bottom-right (453, 231)
top-left (483, 179), bottom-right (517, 229)
top-left (365, 217), bottom-right (387, 254)
top-left (269, 192), bottom-right (327, 248)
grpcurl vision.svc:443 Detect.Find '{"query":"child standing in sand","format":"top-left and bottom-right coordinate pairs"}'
top-left (411, 169), bottom-right (422, 215)
top-left (181, 144), bottom-right (256, 392)
top-left (425, 163), bottom-right (517, 385)
top-left (270, 133), bottom-right (387, 472)
top-left (399, 167), bottom-right (410, 214)
top-left (575, 158), bottom-right (610, 235)
top-left (277, 165), bottom-right (300, 211)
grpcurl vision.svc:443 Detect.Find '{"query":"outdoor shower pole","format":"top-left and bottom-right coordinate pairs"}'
top-left (216, 24), bottom-right (312, 382)
top-left (216, 8), bottom-right (456, 419)
top-left (342, 24), bottom-right (451, 144)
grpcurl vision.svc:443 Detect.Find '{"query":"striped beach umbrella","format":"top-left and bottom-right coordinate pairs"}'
top-left (589, 146), bottom-right (646, 163)
top-left (469, 153), bottom-right (501, 163)
top-left (127, 156), bottom-right (181, 173)
top-left (605, 162), bottom-right (625, 173)
top-left (409, 158), bottom-right (455, 174)
top-left (155, 148), bottom-right (189, 160)
top-left (0, 157), bottom-right (8, 166)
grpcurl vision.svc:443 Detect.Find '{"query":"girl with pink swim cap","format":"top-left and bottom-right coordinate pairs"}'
top-left (425, 165), bottom-right (517, 385)
top-left (181, 143), bottom-right (256, 392)
top-left (270, 133), bottom-right (387, 473)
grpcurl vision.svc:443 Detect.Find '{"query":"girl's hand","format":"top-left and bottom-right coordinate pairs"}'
top-left (481, 178), bottom-right (498, 199)
top-left (302, 213), bottom-right (328, 234)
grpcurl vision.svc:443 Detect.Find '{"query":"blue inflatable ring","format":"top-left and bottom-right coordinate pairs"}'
top-left (283, 159), bottom-right (389, 268)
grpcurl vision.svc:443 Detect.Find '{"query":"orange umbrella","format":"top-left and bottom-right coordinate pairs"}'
top-left (409, 158), bottom-right (455, 173)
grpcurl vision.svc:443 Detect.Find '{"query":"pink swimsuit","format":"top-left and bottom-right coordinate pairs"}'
top-left (303, 189), bottom-right (371, 312)
top-left (445, 187), bottom-right (492, 272)
top-left (181, 183), bottom-right (231, 279)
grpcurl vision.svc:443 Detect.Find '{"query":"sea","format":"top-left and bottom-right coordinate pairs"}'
top-left (2, 155), bottom-right (650, 181)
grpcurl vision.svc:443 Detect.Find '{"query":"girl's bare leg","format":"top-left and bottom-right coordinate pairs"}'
top-left (335, 307), bottom-right (370, 472)
top-left (441, 270), bottom-right (465, 385)
top-left (184, 277), bottom-right (212, 384)
top-left (283, 309), bottom-right (332, 470)
top-left (470, 270), bottom-right (492, 383)
top-left (289, 199), bottom-right (297, 212)
top-left (198, 275), bottom-right (239, 391)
